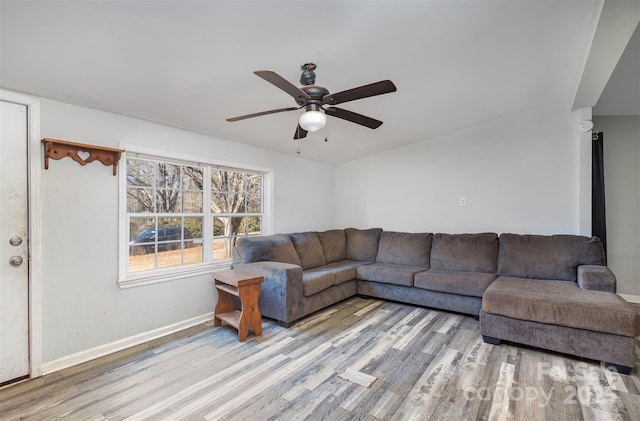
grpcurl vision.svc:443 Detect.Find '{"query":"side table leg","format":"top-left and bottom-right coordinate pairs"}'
top-left (238, 283), bottom-right (263, 340)
top-left (249, 283), bottom-right (263, 337)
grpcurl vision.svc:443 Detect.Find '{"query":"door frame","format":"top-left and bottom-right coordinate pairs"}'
top-left (1, 89), bottom-right (42, 378)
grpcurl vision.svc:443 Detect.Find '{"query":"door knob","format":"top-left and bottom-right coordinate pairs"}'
top-left (9, 236), bottom-right (23, 246)
top-left (9, 256), bottom-right (23, 266)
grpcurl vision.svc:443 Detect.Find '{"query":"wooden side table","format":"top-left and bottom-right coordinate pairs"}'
top-left (213, 269), bottom-right (263, 341)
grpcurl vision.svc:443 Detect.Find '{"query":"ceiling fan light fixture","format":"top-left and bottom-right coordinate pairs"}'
top-left (298, 110), bottom-right (326, 132)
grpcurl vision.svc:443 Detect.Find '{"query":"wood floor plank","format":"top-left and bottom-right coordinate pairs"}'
top-left (1, 297), bottom-right (638, 421)
top-left (487, 361), bottom-right (515, 421)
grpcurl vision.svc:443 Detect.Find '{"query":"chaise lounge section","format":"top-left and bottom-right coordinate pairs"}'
top-left (480, 234), bottom-right (640, 374)
top-left (231, 228), bottom-right (639, 373)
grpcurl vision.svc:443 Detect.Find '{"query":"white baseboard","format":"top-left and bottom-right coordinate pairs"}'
top-left (619, 293), bottom-right (640, 304)
top-left (41, 312), bottom-right (214, 375)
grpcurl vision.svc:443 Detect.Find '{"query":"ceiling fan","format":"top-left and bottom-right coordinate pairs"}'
top-left (226, 63), bottom-right (397, 139)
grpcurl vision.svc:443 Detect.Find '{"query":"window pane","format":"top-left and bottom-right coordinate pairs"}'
top-left (184, 217), bottom-right (203, 240)
top-left (157, 243), bottom-right (182, 268)
top-left (211, 192), bottom-right (228, 213)
top-left (127, 159), bottom-right (155, 187)
top-left (130, 217), bottom-right (155, 241)
top-left (158, 217), bottom-right (181, 231)
top-left (183, 191), bottom-right (203, 213)
top-left (246, 174), bottom-right (261, 195)
top-left (129, 239), bottom-right (155, 257)
top-left (228, 193), bottom-right (246, 213)
top-left (128, 187), bottom-right (155, 213)
top-left (158, 218), bottom-right (180, 252)
top-left (247, 216), bottom-right (261, 235)
top-left (246, 194), bottom-right (261, 213)
top-left (211, 169), bottom-right (228, 192)
top-left (228, 172), bottom-right (245, 193)
top-left (213, 238), bottom-right (231, 260)
top-left (158, 163), bottom-right (181, 188)
top-left (129, 252), bottom-right (156, 272)
top-left (232, 216), bottom-right (246, 234)
top-left (183, 166), bottom-right (203, 190)
top-left (214, 216), bottom-right (229, 237)
top-left (183, 218), bottom-right (202, 264)
top-left (156, 190), bottom-right (181, 213)
top-left (184, 242), bottom-right (203, 264)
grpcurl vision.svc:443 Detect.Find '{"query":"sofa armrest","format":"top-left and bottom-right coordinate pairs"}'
top-left (577, 265), bottom-right (616, 292)
top-left (232, 261), bottom-right (304, 324)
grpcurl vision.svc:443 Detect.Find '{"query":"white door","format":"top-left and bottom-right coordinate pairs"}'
top-left (0, 100), bottom-right (30, 384)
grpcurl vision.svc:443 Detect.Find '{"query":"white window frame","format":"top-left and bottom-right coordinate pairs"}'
top-left (117, 144), bottom-right (273, 288)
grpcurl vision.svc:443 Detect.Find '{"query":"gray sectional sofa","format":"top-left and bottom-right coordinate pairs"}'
top-left (231, 228), bottom-right (640, 374)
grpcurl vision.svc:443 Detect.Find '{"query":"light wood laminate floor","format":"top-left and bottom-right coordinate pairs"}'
top-left (1, 297), bottom-right (639, 420)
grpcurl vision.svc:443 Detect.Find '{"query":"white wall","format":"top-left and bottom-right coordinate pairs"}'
top-left (335, 101), bottom-right (582, 235)
top-left (38, 98), bottom-right (334, 367)
top-left (594, 116), bottom-right (640, 297)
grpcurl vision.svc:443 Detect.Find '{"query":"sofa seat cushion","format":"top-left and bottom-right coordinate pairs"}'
top-left (414, 269), bottom-right (496, 298)
top-left (319, 260), bottom-right (363, 285)
top-left (289, 232), bottom-right (326, 270)
top-left (376, 231), bottom-right (433, 267)
top-left (357, 263), bottom-right (427, 287)
top-left (483, 277), bottom-right (640, 337)
top-left (302, 269), bottom-right (335, 297)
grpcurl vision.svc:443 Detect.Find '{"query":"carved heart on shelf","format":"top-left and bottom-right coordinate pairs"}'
top-left (77, 150), bottom-right (91, 161)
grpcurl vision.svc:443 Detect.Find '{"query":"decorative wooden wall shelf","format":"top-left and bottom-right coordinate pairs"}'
top-left (42, 138), bottom-right (124, 176)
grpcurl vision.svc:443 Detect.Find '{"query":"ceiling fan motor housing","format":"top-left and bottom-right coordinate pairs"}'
top-left (300, 85), bottom-right (329, 110)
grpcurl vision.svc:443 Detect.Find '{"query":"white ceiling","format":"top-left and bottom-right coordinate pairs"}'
top-left (0, 0), bottom-right (610, 163)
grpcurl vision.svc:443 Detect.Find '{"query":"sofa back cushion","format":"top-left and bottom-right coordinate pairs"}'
top-left (345, 228), bottom-right (383, 262)
top-left (289, 232), bottom-right (326, 270)
top-left (497, 233), bottom-right (606, 281)
top-left (376, 231), bottom-right (432, 267)
top-left (430, 233), bottom-right (498, 273)
top-left (317, 229), bottom-right (347, 263)
top-left (233, 234), bottom-right (301, 266)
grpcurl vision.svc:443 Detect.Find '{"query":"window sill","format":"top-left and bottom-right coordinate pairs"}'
top-left (118, 261), bottom-right (232, 289)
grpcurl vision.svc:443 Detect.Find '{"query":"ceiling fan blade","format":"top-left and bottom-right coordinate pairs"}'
top-left (293, 125), bottom-right (308, 140)
top-left (323, 80), bottom-right (397, 105)
top-left (254, 70), bottom-right (311, 105)
top-left (226, 107), bottom-right (298, 122)
top-left (325, 107), bottom-right (383, 129)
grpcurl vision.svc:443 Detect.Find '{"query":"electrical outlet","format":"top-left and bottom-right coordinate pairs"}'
top-left (459, 197), bottom-right (466, 206)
